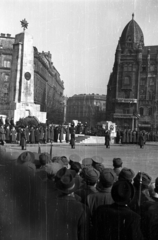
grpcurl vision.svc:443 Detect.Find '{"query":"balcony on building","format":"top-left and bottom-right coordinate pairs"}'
top-left (115, 98), bottom-right (138, 103)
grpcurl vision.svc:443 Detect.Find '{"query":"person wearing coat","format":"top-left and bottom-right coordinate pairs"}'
top-left (65, 125), bottom-right (70, 143)
top-left (70, 123), bottom-right (75, 149)
top-left (105, 130), bottom-right (110, 148)
top-left (47, 125), bottom-right (51, 143)
top-left (5, 125), bottom-right (10, 143)
top-left (17, 127), bottom-right (22, 144)
top-left (20, 129), bottom-right (26, 150)
top-left (139, 131), bottom-right (145, 148)
top-left (43, 126), bottom-right (47, 144)
top-left (0, 125), bottom-right (5, 145)
top-left (59, 125), bottom-right (63, 143)
top-left (54, 126), bottom-right (59, 142)
top-left (39, 126), bottom-right (44, 143)
top-left (92, 180), bottom-right (144, 240)
top-left (25, 126), bottom-right (30, 143)
top-left (30, 126), bottom-right (35, 144)
top-left (10, 127), bottom-right (17, 143)
top-left (35, 127), bottom-right (40, 143)
top-left (50, 125), bottom-right (54, 142)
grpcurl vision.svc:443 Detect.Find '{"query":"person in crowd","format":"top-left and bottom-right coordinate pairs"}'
top-left (82, 158), bottom-right (93, 169)
top-left (54, 126), bottom-right (59, 142)
top-left (10, 126), bottom-right (17, 143)
top-left (70, 122), bottom-right (76, 149)
top-left (39, 125), bottom-right (44, 143)
top-left (25, 125), bottom-right (30, 143)
top-left (20, 128), bottom-right (27, 150)
top-left (118, 167), bottom-right (135, 183)
top-left (113, 157), bottom-right (123, 177)
top-left (91, 156), bottom-right (105, 173)
top-left (92, 180), bottom-right (144, 240)
top-left (17, 127), bottom-right (22, 144)
top-left (47, 125), bottom-right (50, 143)
top-left (43, 126), bottom-right (47, 144)
top-left (129, 171), bottom-right (155, 214)
top-left (46, 170), bottom-right (90, 240)
top-left (10, 117), bottom-right (15, 128)
top-left (5, 116), bottom-right (10, 126)
top-left (76, 167), bottom-right (100, 204)
top-left (65, 125), bottom-right (70, 143)
top-left (87, 168), bottom-right (116, 216)
top-left (50, 125), bottom-right (54, 142)
top-left (0, 125), bottom-right (5, 145)
top-left (148, 181), bottom-right (158, 202)
top-left (5, 125), bottom-right (10, 143)
top-left (35, 126), bottom-right (40, 143)
top-left (105, 129), bottom-right (110, 148)
top-left (59, 124), bottom-right (64, 143)
top-left (139, 131), bottom-right (145, 148)
top-left (0, 116), bottom-right (4, 126)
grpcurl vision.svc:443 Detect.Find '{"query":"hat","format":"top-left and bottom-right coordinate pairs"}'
top-left (55, 167), bottom-right (77, 182)
top-left (154, 178), bottom-right (158, 193)
top-left (44, 162), bottom-right (63, 176)
top-left (17, 151), bottom-right (35, 164)
top-left (22, 162), bottom-right (36, 172)
top-left (134, 172), bottom-right (152, 187)
top-left (81, 167), bottom-right (100, 184)
top-left (69, 154), bottom-right (81, 163)
top-left (111, 180), bottom-right (135, 205)
top-left (91, 156), bottom-right (104, 164)
top-left (61, 156), bottom-right (69, 166)
top-left (70, 161), bottom-right (82, 173)
top-left (93, 163), bottom-right (105, 173)
top-left (39, 153), bottom-right (51, 166)
top-left (99, 168), bottom-right (116, 188)
top-left (56, 173), bottom-right (80, 194)
top-left (119, 167), bottom-right (135, 182)
top-left (113, 158), bottom-right (122, 168)
top-left (82, 158), bottom-right (93, 168)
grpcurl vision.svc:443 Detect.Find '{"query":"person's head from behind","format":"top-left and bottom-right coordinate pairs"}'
top-left (119, 167), bottom-right (135, 183)
top-left (133, 172), bottom-right (152, 191)
top-left (113, 158), bottom-right (122, 169)
top-left (81, 167), bottom-right (100, 186)
top-left (39, 153), bottom-right (51, 166)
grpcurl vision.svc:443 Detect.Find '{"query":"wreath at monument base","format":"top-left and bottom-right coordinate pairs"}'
top-left (16, 116), bottom-right (40, 128)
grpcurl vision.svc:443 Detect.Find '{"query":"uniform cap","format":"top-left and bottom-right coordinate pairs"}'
top-left (113, 158), bottom-right (122, 167)
top-left (134, 172), bottom-right (152, 187)
top-left (100, 168), bottom-right (116, 187)
top-left (119, 167), bottom-right (135, 182)
top-left (17, 151), bottom-right (35, 164)
top-left (81, 167), bottom-right (100, 184)
top-left (91, 156), bottom-right (104, 164)
top-left (69, 154), bottom-right (81, 163)
top-left (82, 158), bottom-right (93, 168)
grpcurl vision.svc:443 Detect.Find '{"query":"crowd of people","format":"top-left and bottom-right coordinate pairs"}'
top-left (0, 145), bottom-right (158, 240)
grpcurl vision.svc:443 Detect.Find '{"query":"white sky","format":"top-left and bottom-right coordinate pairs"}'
top-left (1, 0), bottom-right (158, 97)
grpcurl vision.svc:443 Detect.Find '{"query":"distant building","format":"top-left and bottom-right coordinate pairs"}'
top-left (66, 94), bottom-right (106, 126)
top-left (0, 31), bottom-right (64, 122)
top-left (106, 14), bottom-right (158, 131)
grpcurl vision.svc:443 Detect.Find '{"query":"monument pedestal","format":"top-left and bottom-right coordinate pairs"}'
top-left (9, 102), bottom-right (46, 123)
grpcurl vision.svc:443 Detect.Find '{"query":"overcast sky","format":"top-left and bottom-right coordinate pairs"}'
top-left (1, 0), bottom-right (158, 97)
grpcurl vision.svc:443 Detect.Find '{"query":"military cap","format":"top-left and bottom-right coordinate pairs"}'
top-left (94, 163), bottom-right (105, 173)
top-left (113, 158), bottom-right (122, 168)
top-left (81, 167), bottom-right (100, 184)
top-left (91, 156), bottom-right (104, 164)
top-left (70, 161), bottom-right (82, 173)
top-left (134, 172), bottom-right (152, 187)
top-left (17, 151), bottom-right (35, 165)
top-left (99, 168), bottom-right (117, 188)
top-left (119, 167), bottom-right (135, 182)
top-left (82, 158), bottom-right (93, 168)
top-left (111, 180), bottom-right (135, 205)
top-left (69, 154), bottom-right (81, 163)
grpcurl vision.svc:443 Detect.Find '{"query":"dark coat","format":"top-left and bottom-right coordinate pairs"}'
top-left (5, 127), bottom-right (10, 141)
top-left (139, 133), bottom-right (144, 148)
top-left (0, 127), bottom-right (5, 141)
top-left (105, 131), bottom-right (110, 147)
top-left (54, 127), bottom-right (59, 142)
top-left (25, 127), bottom-right (30, 142)
top-left (30, 128), bottom-right (35, 143)
top-left (47, 127), bottom-right (50, 141)
top-left (70, 127), bottom-right (75, 147)
top-left (10, 129), bottom-right (17, 142)
top-left (50, 126), bottom-right (54, 141)
top-left (46, 194), bottom-right (90, 240)
top-left (35, 128), bottom-right (40, 143)
top-left (20, 131), bottom-right (26, 147)
top-left (75, 185), bottom-right (98, 205)
top-left (65, 127), bottom-right (69, 142)
top-left (92, 203), bottom-right (144, 240)
top-left (39, 127), bottom-right (44, 141)
top-left (87, 187), bottom-right (114, 216)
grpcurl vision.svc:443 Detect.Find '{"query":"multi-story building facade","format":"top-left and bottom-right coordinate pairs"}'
top-left (106, 14), bottom-right (158, 131)
top-left (66, 94), bottom-right (106, 126)
top-left (0, 32), bottom-right (64, 121)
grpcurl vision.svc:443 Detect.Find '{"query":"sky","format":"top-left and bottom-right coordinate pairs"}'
top-left (1, 0), bottom-right (158, 97)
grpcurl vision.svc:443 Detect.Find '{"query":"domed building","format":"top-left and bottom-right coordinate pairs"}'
top-left (106, 14), bottom-right (158, 131)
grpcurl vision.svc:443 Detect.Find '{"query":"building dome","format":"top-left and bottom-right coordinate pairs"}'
top-left (119, 14), bottom-right (144, 51)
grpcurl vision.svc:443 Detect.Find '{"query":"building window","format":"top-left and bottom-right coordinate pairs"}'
top-left (3, 60), bottom-right (11, 68)
top-left (140, 95), bottom-right (146, 100)
top-left (124, 91), bottom-right (130, 98)
top-left (148, 107), bottom-right (152, 116)
top-left (140, 107), bottom-right (144, 116)
top-left (149, 78), bottom-right (154, 86)
top-left (123, 108), bottom-right (130, 114)
top-left (140, 80), bottom-right (145, 85)
top-left (142, 65), bottom-right (146, 72)
top-left (128, 64), bottom-right (132, 71)
top-left (124, 76), bottom-right (130, 85)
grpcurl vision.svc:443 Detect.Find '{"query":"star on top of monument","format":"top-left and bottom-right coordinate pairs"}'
top-left (20, 19), bottom-right (28, 31)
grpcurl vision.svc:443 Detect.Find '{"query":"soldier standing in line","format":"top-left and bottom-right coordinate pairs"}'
top-left (70, 122), bottom-right (76, 149)
top-left (21, 128), bottom-right (26, 150)
top-left (25, 125), bottom-right (30, 143)
top-left (35, 126), bottom-right (40, 144)
top-left (30, 126), bottom-right (35, 144)
top-left (50, 125), bottom-right (54, 143)
top-left (105, 129), bottom-right (110, 148)
top-left (10, 126), bottom-right (17, 143)
top-left (139, 131), bottom-right (145, 149)
top-left (5, 125), bottom-right (10, 143)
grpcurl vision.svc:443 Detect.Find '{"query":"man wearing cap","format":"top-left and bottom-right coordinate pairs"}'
top-left (91, 156), bottom-right (105, 173)
top-left (92, 180), bottom-right (144, 240)
top-left (113, 158), bottom-right (123, 177)
top-left (118, 167), bottom-right (135, 183)
top-left (76, 167), bottom-right (99, 204)
top-left (87, 168), bottom-right (116, 216)
top-left (46, 172), bottom-right (90, 240)
top-left (82, 158), bottom-right (93, 169)
top-left (129, 171), bottom-right (155, 214)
